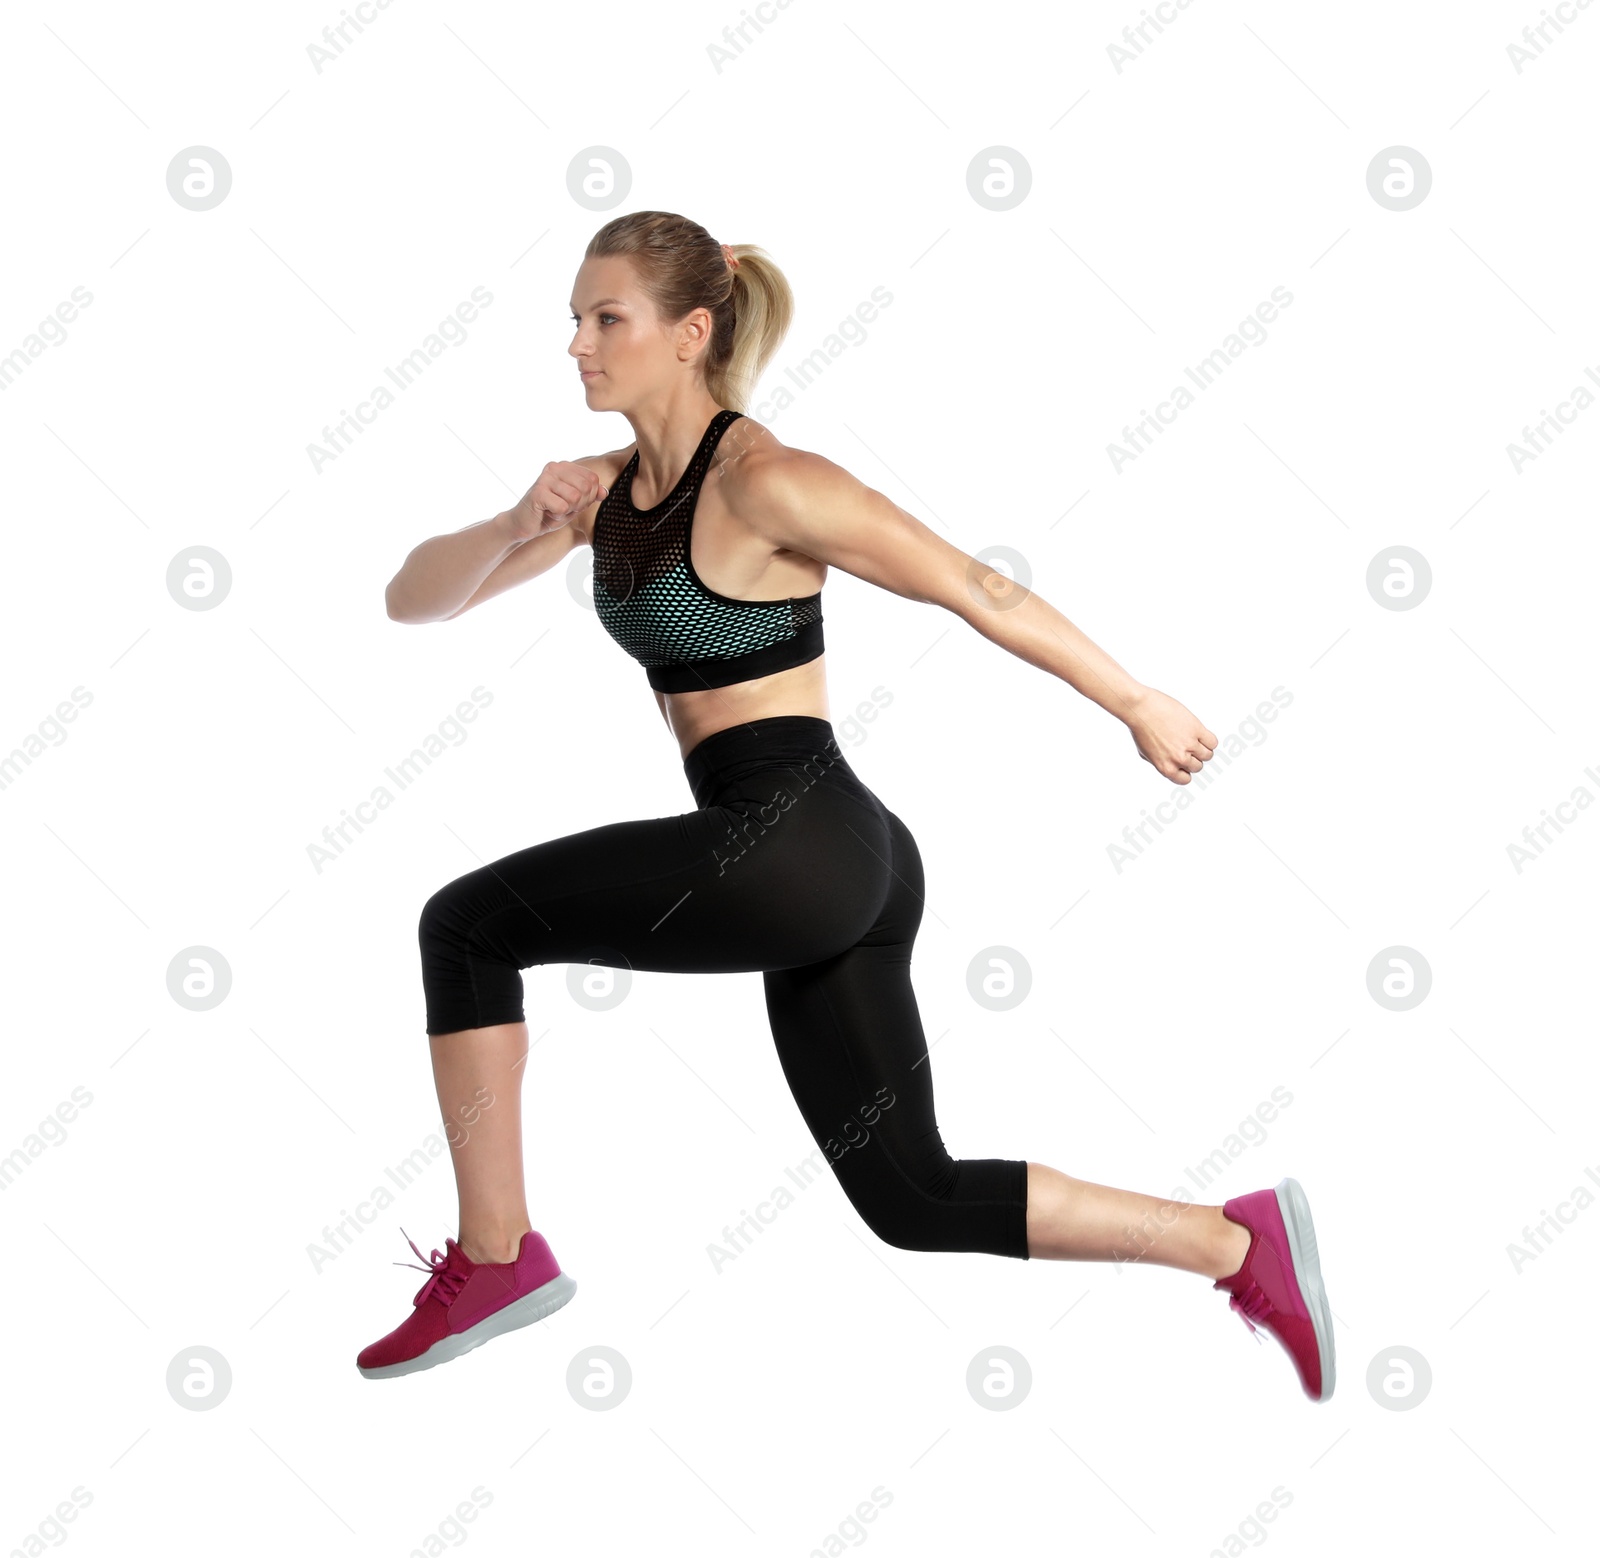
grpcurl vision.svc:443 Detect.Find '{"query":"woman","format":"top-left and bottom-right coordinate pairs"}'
top-left (362, 211), bottom-right (1335, 1400)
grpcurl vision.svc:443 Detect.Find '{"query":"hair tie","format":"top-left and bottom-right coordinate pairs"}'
top-left (721, 243), bottom-right (740, 270)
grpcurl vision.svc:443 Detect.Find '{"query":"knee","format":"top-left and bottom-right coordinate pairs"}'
top-left (828, 1143), bottom-right (961, 1253)
top-left (417, 874), bottom-right (503, 964)
top-left (417, 881), bottom-right (466, 954)
top-left (855, 1197), bottom-right (955, 1255)
top-left (830, 1143), bottom-right (1027, 1258)
top-left (417, 877), bottom-right (527, 1035)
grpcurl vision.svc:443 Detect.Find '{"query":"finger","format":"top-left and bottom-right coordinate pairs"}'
top-left (547, 478), bottom-right (588, 513)
top-left (1201, 727), bottom-right (1218, 748)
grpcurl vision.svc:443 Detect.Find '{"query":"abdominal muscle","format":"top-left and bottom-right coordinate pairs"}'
top-left (655, 654), bottom-right (830, 763)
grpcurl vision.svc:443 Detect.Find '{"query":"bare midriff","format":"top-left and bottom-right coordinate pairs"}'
top-left (655, 654), bottom-right (830, 763)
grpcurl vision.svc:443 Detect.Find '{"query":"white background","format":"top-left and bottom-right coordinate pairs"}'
top-left (2, 1), bottom-right (1596, 1553)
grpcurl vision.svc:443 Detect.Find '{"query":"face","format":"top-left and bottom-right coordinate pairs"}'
top-left (568, 254), bottom-right (713, 407)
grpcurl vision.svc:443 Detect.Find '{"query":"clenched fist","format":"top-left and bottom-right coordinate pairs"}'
top-left (506, 461), bottom-right (610, 541)
top-left (1124, 688), bottom-right (1217, 784)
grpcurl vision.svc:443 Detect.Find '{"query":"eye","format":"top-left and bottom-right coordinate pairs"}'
top-left (570, 312), bottom-right (618, 326)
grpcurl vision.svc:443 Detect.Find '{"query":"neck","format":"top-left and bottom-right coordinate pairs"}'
top-left (626, 395), bottom-right (728, 500)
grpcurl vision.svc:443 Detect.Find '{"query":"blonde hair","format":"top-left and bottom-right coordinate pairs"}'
top-left (584, 211), bottom-right (794, 413)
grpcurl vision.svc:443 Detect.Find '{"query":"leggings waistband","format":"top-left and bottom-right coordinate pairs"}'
top-left (683, 715), bottom-right (857, 809)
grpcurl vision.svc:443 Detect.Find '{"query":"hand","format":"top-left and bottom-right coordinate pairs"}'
top-left (1123, 687), bottom-right (1217, 784)
top-left (505, 461), bottom-right (609, 541)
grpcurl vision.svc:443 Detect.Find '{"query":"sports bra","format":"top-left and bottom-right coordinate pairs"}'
top-left (590, 407), bottom-right (825, 693)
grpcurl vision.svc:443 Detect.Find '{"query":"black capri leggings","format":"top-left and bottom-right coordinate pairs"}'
top-left (417, 714), bottom-right (1029, 1260)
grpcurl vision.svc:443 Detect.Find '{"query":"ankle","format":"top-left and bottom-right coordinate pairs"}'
top-left (458, 1225), bottom-right (532, 1265)
top-left (1210, 1209), bottom-right (1251, 1281)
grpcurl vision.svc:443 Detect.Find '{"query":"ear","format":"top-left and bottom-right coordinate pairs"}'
top-left (676, 305), bottom-right (714, 363)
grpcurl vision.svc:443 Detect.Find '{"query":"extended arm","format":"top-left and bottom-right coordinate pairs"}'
top-left (735, 451), bottom-right (1216, 784)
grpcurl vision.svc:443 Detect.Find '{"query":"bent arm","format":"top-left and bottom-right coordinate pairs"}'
top-left (388, 451), bottom-right (619, 623)
top-left (386, 510), bottom-right (523, 623)
top-left (738, 452), bottom-right (1147, 721)
top-left (386, 511), bottom-right (585, 623)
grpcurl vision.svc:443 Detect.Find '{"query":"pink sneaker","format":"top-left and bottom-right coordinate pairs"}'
top-left (357, 1227), bottom-right (576, 1380)
top-left (1215, 1178), bottom-right (1335, 1402)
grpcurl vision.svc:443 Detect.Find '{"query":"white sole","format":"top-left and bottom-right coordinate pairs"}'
top-left (358, 1270), bottom-right (577, 1380)
top-left (1274, 1178), bottom-right (1335, 1400)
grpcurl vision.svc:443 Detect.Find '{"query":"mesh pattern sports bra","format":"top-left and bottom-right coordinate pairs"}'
top-left (590, 408), bottom-right (825, 693)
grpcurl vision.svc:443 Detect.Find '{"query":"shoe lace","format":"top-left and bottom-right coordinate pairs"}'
top-left (1227, 1278), bottom-right (1274, 1345)
top-left (394, 1227), bottom-right (469, 1310)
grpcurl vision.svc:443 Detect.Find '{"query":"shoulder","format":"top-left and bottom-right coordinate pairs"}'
top-left (714, 420), bottom-right (853, 523)
top-left (708, 419), bottom-right (953, 599)
top-left (567, 443), bottom-right (637, 545)
top-left (574, 444), bottom-right (637, 484)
